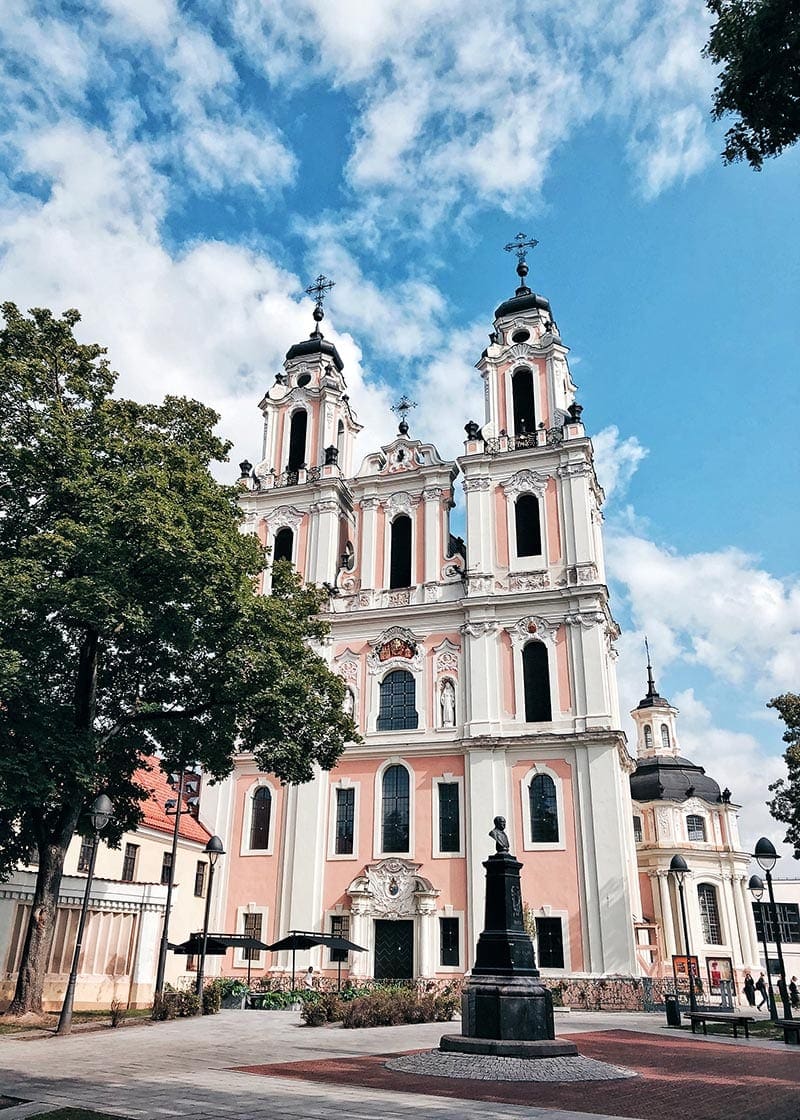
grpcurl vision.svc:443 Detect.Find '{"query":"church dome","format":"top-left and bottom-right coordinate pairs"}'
top-left (285, 334), bottom-right (344, 372)
top-left (630, 755), bottom-right (723, 805)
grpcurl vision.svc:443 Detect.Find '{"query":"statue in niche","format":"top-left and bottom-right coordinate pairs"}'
top-left (343, 689), bottom-right (355, 718)
top-left (440, 678), bottom-right (456, 727)
top-left (489, 815), bottom-right (510, 853)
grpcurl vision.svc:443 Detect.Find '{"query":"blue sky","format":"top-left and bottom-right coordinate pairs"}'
top-left (1, 0), bottom-right (798, 861)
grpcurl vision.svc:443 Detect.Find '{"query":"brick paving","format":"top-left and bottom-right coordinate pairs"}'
top-left (238, 1029), bottom-right (800, 1120)
top-left (385, 1051), bottom-right (636, 1081)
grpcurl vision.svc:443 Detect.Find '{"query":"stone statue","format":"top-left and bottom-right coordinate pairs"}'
top-left (343, 689), bottom-right (355, 718)
top-left (489, 815), bottom-right (510, 853)
top-left (440, 678), bottom-right (456, 727)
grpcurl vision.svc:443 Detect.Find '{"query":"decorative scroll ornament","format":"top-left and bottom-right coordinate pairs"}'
top-left (367, 627), bottom-right (423, 674)
top-left (270, 504), bottom-right (305, 531)
top-left (384, 491), bottom-right (417, 517)
top-left (506, 615), bottom-right (555, 649)
top-left (347, 859), bottom-right (438, 919)
top-left (508, 342), bottom-right (536, 360)
top-left (462, 477), bottom-right (492, 492)
top-left (509, 572), bottom-right (551, 591)
top-left (333, 651), bottom-right (360, 684)
top-left (501, 469), bottom-right (550, 498)
top-left (564, 610), bottom-right (605, 629)
top-left (433, 638), bottom-right (461, 677)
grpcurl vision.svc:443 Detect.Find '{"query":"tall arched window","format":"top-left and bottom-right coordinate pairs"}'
top-left (529, 773), bottom-right (559, 842)
top-left (697, 883), bottom-right (722, 944)
top-left (337, 419), bottom-right (345, 459)
top-left (512, 368), bottom-right (536, 435)
top-left (382, 764), bottom-right (410, 852)
top-left (389, 514), bottom-right (412, 589)
top-left (522, 642), bottom-right (552, 722)
top-left (643, 724), bottom-right (653, 750)
top-left (377, 669), bottom-right (418, 731)
top-left (515, 493), bottom-right (542, 557)
top-left (660, 724), bottom-right (671, 750)
top-left (249, 787), bottom-right (272, 850)
top-left (273, 526), bottom-right (293, 563)
top-left (687, 814), bottom-right (706, 842)
top-left (287, 410), bottom-right (307, 472)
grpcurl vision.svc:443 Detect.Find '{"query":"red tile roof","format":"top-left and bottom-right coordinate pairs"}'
top-left (135, 757), bottom-right (212, 845)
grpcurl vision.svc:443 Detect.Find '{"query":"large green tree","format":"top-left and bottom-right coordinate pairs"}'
top-left (767, 693), bottom-right (800, 857)
top-left (704, 0), bottom-right (800, 168)
top-left (0, 304), bottom-right (355, 1014)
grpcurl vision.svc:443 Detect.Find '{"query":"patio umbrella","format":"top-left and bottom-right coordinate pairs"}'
top-left (321, 936), bottom-right (368, 991)
top-left (267, 932), bottom-right (366, 989)
top-left (170, 933), bottom-right (270, 985)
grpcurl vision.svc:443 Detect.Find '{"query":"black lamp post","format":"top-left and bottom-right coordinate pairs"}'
top-left (669, 854), bottom-right (699, 1014)
top-left (754, 837), bottom-right (792, 1020)
top-left (195, 835), bottom-right (225, 1003)
top-left (56, 794), bottom-right (114, 1037)
top-left (748, 873), bottom-right (778, 1020)
top-left (154, 765), bottom-right (200, 999)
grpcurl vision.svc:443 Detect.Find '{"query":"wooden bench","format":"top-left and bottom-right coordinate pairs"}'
top-left (776, 1019), bottom-right (800, 1046)
top-left (687, 1012), bottom-right (755, 1039)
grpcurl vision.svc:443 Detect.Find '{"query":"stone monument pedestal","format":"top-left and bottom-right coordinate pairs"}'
top-left (441, 837), bottom-right (578, 1059)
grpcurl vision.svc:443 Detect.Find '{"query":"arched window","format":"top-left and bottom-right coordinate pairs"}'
top-left (632, 815), bottom-right (643, 843)
top-left (660, 724), bottom-right (671, 750)
top-left (687, 814), bottom-right (706, 842)
top-left (377, 669), bottom-right (418, 731)
top-left (389, 514), bottom-right (412, 589)
top-left (512, 368), bottom-right (536, 435)
top-left (697, 883), bottom-right (722, 944)
top-left (287, 410), bottom-right (307, 472)
top-left (643, 724), bottom-right (653, 750)
top-left (522, 642), bottom-right (552, 722)
top-left (529, 773), bottom-right (559, 842)
top-left (273, 526), bottom-right (293, 563)
top-left (515, 493), bottom-right (542, 557)
top-left (249, 787), bottom-right (272, 850)
top-left (381, 764), bottom-right (410, 852)
top-left (337, 419), bottom-right (345, 459)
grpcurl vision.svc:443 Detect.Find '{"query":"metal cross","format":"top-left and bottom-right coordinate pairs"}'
top-left (305, 274), bottom-right (335, 311)
top-left (391, 395), bottom-right (417, 421)
top-left (503, 232), bottom-right (539, 264)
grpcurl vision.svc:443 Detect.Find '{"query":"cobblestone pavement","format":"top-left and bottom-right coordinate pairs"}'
top-left (385, 1051), bottom-right (637, 1081)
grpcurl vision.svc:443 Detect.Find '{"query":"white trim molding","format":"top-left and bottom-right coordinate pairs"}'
top-left (431, 773), bottom-right (466, 859)
top-left (327, 777), bottom-right (360, 862)
top-left (436, 904), bottom-right (466, 973)
top-left (373, 756), bottom-right (415, 859)
top-left (240, 777), bottom-right (277, 857)
top-left (519, 764), bottom-right (567, 852)
top-left (233, 903), bottom-right (269, 969)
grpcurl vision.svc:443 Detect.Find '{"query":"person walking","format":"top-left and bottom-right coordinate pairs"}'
top-left (743, 971), bottom-right (756, 1007)
top-left (755, 971), bottom-right (768, 1011)
top-left (303, 965), bottom-right (315, 990)
top-left (790, 976), bottom-right (799, 1010)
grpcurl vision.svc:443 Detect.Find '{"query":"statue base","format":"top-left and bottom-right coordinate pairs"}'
top-left (454, 974), bottom-right (568, 1047)
top-left (440, 1034), bottom-right (578, 1058)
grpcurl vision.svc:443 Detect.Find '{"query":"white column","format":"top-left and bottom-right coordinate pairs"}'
top-left (720, 873), bottom-right (745, 967)
top-left (462, 477), bottom-right (494, 577)
top-left (464, 748), bottom-right (503, 969)
top-left (310, 499), bottom-right (340, 585)
top-left (462, 622), bottom-right (501, 736)
top-left (736, 876), bottom-right (760, 965)
top-left (422, 487), bottom-right (441, 585)
top-left (349, 902), bottom-right (371, 978)
top-left (359, 498), bottom-right (379, 591)
top-left (417, 902), bottom-right (437, 978)
top-left (656, 871), bottom-right (677, 960)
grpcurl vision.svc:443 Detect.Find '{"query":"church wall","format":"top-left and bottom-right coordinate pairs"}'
top-left (494, 486), bottom-right (509, 568)
top-left (555, 626), bottom-right (572, 713)
top-left (374, 504), bottom-right (385, 587)
top-left (499, 631), bottom-right (516, 717)
top-left (546, 479), bottom-right (561, 563)
top-left (536, 359), bottom-right (550, 427)
top-left (222, 773), bottom-right (285, 946)
top-left (638, 870), bottom-right (655, 921)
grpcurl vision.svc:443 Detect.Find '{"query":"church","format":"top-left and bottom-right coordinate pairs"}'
top-left (200, 248), bottom-right (758, 990)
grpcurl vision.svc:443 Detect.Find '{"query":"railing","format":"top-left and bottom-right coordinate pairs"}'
top-left (484, 426), bottom-right (565, 455)
top-left (268, 464), bottom-right (327, 488)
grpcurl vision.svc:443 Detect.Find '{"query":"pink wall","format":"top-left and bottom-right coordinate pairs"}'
top-left (494, 485), bottom-right (509, 568)
top-left (375, 505), bottom-right (385, 587)
top-left (639, 871), bottom-right (655, 923)
top-left (498, 361), bottom-right (508, 431)
top-left (415, 501), bottom-right (425, 584)
top-left (296, 514), bottom-right (309, 581)
top-left (536, 359), bottom-right (550, 427)
top-left (546, 479), bottom-right (561, 563)
top-left (554, 625), bottom-right (572, 713)
top-left (500, 630), bottom-right (516, 716)
top-left (511, 758), bottom-right (583, 971)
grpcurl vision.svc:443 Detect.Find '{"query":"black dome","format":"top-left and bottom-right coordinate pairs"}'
top-left (494, 290), bottom-right (551, 321)
top-left (285, 334), bottom-right (344, 372)
top-left (630, 755), bottom-right (722, 805)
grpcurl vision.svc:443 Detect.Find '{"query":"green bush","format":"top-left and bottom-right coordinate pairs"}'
top-left (301, 1002), bottom-right (327, 1027)
top-left (218, 977), bottom-right (249, 1000)
top-left (151, 987), bottom-right (200, 1020)
top-left (340, 988), bottom-right (451, 1029)
top-left (202, 980), bottom-right (222, 1015)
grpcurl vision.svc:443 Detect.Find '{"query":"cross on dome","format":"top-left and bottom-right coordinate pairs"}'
top-left (305, 274), bottom-right (335, 336)
top-left (391, 394), bottom-right (417, 436)
top-left (503, 232), bottom-right (539, 295)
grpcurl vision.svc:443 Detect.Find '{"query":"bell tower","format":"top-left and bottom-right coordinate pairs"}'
top-left (238, 275), bottom-right (362, 588)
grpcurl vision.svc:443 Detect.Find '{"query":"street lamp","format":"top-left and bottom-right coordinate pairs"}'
top-left (56, 794), bottom-right (114, 1037)
top-left (154, 765), bottom-right (200, 999)
top-left (754, 837), bottom-right (792, 1020)
top-left (748, 873), bottom-right (778, 1019)
top-left (669, 854), bottom-right (698, 1014)
top-left (195, 835), bottom-right (225, 1003)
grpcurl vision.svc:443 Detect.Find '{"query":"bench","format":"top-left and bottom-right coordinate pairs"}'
top-left (687, 1012), bottom-right (755, 1039)
top-left (776, 1019), bottom-right (800, 1046)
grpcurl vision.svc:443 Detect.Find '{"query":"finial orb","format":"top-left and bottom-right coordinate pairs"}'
top-left (517, 259), bottom-right (528, 279)
top-left (398, 418), bottom-right (409, 436)
top-left (313, 305), bottom-right (324, 322)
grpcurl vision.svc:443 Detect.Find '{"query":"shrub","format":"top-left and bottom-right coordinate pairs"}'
top-left (433, 993), bottom-right (459, 1022)
top-left (340, 988), bottom-right (446, 1029)
top-left (109, 999), bottom-right (127, 1028)
top-left (202, 980), bottom-right (222, 1015)
top-left (218, 977), bottom-right (248, 1000)
top-left (301, 1002), bottom-right (327, 1027)
top-left (151, 987), bottom-right (200, 1020)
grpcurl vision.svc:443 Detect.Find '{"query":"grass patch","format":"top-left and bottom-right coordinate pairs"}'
top-left (679, 1019), bottom-right (787, 1042)
top-left (26, 1110), bottom-right (130, 1120)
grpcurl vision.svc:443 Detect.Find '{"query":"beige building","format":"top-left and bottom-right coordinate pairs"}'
top-left (1, 758), bottom-right (212, 1011)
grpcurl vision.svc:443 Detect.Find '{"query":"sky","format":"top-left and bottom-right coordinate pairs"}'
top-left (1, 0), bottom-right (799, 866)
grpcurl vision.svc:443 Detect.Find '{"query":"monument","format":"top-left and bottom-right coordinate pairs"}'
top-left (440, 817), bottom-right (578, 1058)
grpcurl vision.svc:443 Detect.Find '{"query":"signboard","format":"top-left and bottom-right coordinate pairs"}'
top-left (706, 956), bottom-right (735, 995)
top-left (672, 954), bottom-right (702, 994)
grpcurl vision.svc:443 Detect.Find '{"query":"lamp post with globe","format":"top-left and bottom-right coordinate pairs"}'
top-left (669, 854), bottom-right (699, 1015)
top-left (753, 837), bottom-right (793, 1020)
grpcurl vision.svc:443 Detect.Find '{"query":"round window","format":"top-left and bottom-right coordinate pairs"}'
top-left (296, 372), bottom-right (312, 387)
top-left (511, 328), bottom-right (530, 343)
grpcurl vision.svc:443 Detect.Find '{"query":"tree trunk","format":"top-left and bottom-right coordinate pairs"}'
top-left (8, 807), bottom-right (80, 1015)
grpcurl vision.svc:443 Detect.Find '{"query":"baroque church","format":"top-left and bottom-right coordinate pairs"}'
top-left (200, 250), bottom-right (760, 990)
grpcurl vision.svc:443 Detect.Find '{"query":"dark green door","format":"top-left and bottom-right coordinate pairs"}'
top-left (374, 919), bottom-right (414, 979)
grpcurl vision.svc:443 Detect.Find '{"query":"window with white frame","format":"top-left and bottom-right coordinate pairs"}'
top-left (643, 724), bottom-right (653, 750)
top-left (335, 787), bottom-right (355, 855)
top-left (287, 409), bottom-right (307, 472)
top-left (381, 764), bottom-right (410, 853)
top-left (389, 514), bottom-right (412, 589)
top-left (697, 883), bottom-right (723, 944)
top-left (233, 905), bottom-right (268, 968)
top-left (241, 780), bottom-right (276, 855)
top-left (438, 783), bottom-right (460, 853)
top-left (377, 669), bottom-right (418, 731)
top-left (439, 917), bottom-right (460, 967)
top-left (522, 641), bottom-right (552, 722)
top-left (686, 814), bottom-right (706, 842)
top-left (535, 916), bottom-right (565, 968)
top-left (529, 773), bottom-right (559, 843)
top-left (273, 526), bottom-right (293, 563)
top-left (515, 493), bottom-right (542, 557)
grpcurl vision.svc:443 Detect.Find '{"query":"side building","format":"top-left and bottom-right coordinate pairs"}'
top-left (206, 258), bottom-right (642, 983)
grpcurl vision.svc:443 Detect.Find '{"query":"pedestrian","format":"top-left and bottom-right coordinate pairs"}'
top-left (303, 965), bottom-right (315, 990)
top-left (755, 971), bottom-right (768, 1010)
top-left (777, 975), bottom-right (789, 1009)
top-left (743, 971), bottom-right (756, 1007)
top-left (790, 976), bottom-right (799, 1010)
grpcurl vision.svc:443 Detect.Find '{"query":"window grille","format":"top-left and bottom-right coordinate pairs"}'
top-left (661, 724), bottom-right (671, 750)
top-left (633, 815), bottom-right (643, 843)
top-left (377, 669), bottom-right (418, 731)
top-left (522, 642), bottom-right (551, 722)
top-left (529, 774), bottom-right (559, 843)
top-left (330, 914), bottom-right (351, 963)
top-left (687, 814), bottom-right (706, 842)
top-left (438, 783), bottom-right (460, 853)
top-left (698, 883), bottom-right (723, 944)
top-left (643, 724), bottom-right (653, 749)
top-left (381, 764), bottom-right (410, 852)
top-left (194, 860), bottom-right (206, 898)
top-left (535, 916), bottom-right (565, 968)
top-left (121, 843), bottom-right (138, 882)
top-left (243, 912), bottom-right (263, 962)
top-left (335, 787), bottom-right (355, 855)
top-left (249, 786), bottom-right (272, 850)
top-left (160, 851), bottom-right (173, 886)
top-left (515, 493), bottom-right (542, 557)
top-left (77, 838), bottom-right (94, 873)
top-left (439, 917), bottom-right (460, 966)
top-left (752, 901), bottom-right (800, 944)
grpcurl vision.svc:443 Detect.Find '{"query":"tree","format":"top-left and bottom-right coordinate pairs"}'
top-left (767, 693), bottom-right (800, 857)
top-left (0, 304), bottom-right (356, 1014)
top-left (703, 0), bottom-right (800, 168)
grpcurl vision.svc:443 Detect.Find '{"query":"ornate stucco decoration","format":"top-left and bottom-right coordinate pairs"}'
top-left (509, 572), bottom-right (551, 591)
top-left (347, 859), bottom-right (438, 919)
top-left (564, 610), bottom-right (605, 629)
top-left (506, 615), bottom-right (555, 649)
top-left (367, 626), bottom-right (423, 674)
top-left (433, 638), bottom-right (460, 677)
top-left (501, 469), bottom-right (550, 498)
top-left (384, 491), bottom-right (419, 518)
top-left (462, 477), bottom-right (492, 492)
top-left (460, 619), bottom-right (498, 638)
top-left (269, 505), bottom-right (305, 531)
top-left (333, 650), bottom-right (360, 686)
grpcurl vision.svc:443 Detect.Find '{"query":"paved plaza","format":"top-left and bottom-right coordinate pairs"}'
top-left (0, 1010), bottom-right (797, 1120)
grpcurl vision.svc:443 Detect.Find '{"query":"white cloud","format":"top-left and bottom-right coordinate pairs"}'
top-left (593, 425), bottom-right (648, 502)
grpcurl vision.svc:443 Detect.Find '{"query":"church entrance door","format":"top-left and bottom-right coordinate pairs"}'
top-left (374, 919), bottom-right (414, 979)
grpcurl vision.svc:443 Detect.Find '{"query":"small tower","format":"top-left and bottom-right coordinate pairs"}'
top-left (629, 641), bottom-right (680, 759)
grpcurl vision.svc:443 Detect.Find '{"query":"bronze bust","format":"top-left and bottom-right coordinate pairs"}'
top-left (489, 815), bottom-right (510, 853)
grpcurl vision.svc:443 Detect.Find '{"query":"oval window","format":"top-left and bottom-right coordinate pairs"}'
top-left (296, 372), bottom-right (312, 387)
top-left (511, 328), bottom-right (530, 343)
